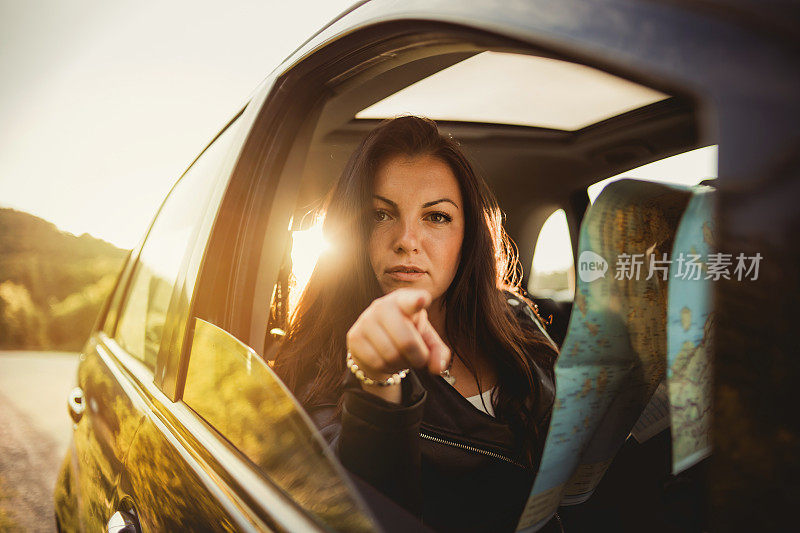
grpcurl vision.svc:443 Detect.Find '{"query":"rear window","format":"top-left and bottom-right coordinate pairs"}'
top-left (588, 145), bottom-right (718, 202)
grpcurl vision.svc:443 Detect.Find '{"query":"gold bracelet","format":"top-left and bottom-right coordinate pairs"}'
top-left (346, 352), bottom-right (409, 387)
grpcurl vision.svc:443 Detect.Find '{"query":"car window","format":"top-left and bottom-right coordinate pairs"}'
top-left (587, 145), bottom-right (718, 202)
top-left (101, 250), bottom-right (134, 335)
top-left (528, 208), bottom-right (575, 302)
top-left (187, 34), bottom-right (708, 529)
top-left (526, 146), bottom-right (718, 305)
top-left (114, 123), bottom-right (238, 369)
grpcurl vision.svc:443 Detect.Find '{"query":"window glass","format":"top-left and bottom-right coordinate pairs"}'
top-left (587, 145), bottom-right (718, 203)
top-left (528, 209), bottom-right (575, 301)
top-left (115, 124), bottom-right (238, 368)
top-left (183, 319), bottom-right (375, 532)
top-left (102, 250), bottom-right (133, 335)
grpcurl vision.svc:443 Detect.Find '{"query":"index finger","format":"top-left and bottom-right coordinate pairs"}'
top-left (415, 309), bottom-right (451, 374)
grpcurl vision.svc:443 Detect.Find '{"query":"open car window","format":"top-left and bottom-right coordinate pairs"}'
top-left (188, 24), bottom-right (710, 530)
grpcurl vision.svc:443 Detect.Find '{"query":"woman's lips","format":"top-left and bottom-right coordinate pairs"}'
top-left (386, 266), bottom-right (426, 282)
top-left (387, 271), bottom-right (426, 282)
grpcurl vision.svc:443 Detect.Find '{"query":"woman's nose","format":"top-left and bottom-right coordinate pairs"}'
top-left (394, 219), bottom-right (421, 253)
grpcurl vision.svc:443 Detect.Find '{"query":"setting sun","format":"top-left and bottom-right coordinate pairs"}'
top-left (289, 220), bottom-right (330, 313)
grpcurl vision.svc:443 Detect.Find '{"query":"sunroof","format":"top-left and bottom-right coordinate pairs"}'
top-left (356, 52), bottom-right (668, 131)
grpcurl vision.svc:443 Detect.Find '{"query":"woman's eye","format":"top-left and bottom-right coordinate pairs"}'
top-left (427, 212), bottom-right (452, 224)
top-left (373, 209), bottom-right (390, 222)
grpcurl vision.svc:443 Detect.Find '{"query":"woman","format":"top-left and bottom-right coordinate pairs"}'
top-left (274, 116), bottom-right (558, 532)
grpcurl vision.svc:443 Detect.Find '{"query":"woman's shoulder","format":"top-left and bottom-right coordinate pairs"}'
top-left (498, 289), bottom-right (557, 428)
top-left (500, 289), bottom-right (559, 351)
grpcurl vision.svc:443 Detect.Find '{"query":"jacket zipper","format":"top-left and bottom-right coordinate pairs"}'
top-left (419, 431), bottom-right (525, 469)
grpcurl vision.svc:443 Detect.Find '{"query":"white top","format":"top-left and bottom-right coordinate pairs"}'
top-left (465, 387), bottom-right (496, 417)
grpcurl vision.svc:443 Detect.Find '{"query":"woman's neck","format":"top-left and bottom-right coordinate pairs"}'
top-left (428, 298), bottom-right (497, 396)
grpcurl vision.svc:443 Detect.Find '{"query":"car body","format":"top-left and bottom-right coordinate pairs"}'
top-left (54, 1), bottom-right (799, 531)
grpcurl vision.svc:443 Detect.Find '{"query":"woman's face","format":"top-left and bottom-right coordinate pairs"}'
top-left (368, 154), bottom-right (465, 305)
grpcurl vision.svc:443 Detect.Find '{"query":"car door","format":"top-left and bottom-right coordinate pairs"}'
top-left (65, 324), bottom-right (147, 532)
top-left (119, 316), bottom-right (378, 531)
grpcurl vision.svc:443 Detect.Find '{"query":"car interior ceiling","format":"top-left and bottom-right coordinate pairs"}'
top-left (270, 44), bottom-right (701, 350)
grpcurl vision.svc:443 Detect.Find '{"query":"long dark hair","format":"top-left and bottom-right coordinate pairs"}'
top-left (274, 116), bottom-right (557, 467)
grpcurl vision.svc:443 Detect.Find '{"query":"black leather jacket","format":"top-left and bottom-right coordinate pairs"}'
top-left (305, 298), bottom-right (557, 533)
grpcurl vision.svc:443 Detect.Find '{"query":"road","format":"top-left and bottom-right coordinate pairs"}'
top-left (0, 351), bottom-right (80, 533)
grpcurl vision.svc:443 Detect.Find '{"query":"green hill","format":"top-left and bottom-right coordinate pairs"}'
top-left (0, 208), bottom-right (129, 350)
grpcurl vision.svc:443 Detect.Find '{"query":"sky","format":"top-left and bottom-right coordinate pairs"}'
top-left (0, 0), bottom-right (355, 249)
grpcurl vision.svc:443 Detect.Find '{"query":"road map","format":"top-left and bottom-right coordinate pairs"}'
top-left (516, 180), bottom-right (691, 531)
top-left (667, 187), bottom-right (715, 474)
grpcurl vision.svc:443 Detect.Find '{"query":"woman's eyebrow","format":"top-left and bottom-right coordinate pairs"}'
top-left (373, 195), bottom-right (397, 208)
top-left (422, 198), bottom-right (459, 209)
top-left (373, 195), bottom-right (459, 210)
